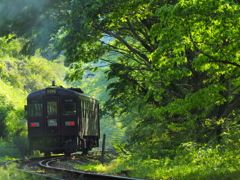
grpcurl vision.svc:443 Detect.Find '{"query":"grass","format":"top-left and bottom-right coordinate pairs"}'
top-left (0, 164), bottom-right (48, 180)
top-left (0, 139), bottom-right (48, 180)
top-left (74, 153), bottom-right (127, 174)
top-left (73, 145), bottom-right (240, 180)
top-left (1, 136), bottom-right (240, 180)
top-left (0, 141), bottom-right (19, 161)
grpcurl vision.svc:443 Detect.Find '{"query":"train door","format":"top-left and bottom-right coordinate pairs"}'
top-left (44, 98), bottom-right (60, 135)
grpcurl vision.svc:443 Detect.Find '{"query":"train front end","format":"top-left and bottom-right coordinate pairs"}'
top-left (26, 87), bottom-right (80, 156)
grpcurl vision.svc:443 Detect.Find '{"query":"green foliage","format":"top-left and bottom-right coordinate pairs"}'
top-left (0, 36), bottom-right (66, 91)
top-left (55, 0), bottom-right (240, 158)
top-left (12, 134), bottom-right (30, 157)
top-left (99, 139), bottom-right (240, 180)
top-left (0, 140), bottom-right (19, 159)
top-left (0, 0), bottom-right (66, 57)
top-left (0, 36), bottom-right (67, 157)
top-left (1, 1), bottom-right (240, 179)
top-left (0, 163), bottom-right (46, 180)
top-left (0, 35), bottom-right (109, 159)
top-left (0, 95), bottom-right (13, 138)
top-left (68, 66), bottom-right (126, 148)
top-left (0, 78), bottom-right (26, 139)
top-left (0, 35), bottom-right (25, 58)
top-left (104, 115), bottom-right (240, 179)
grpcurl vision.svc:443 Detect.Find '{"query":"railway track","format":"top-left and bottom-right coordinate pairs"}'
top-left (5, 157), bottom-right (62, 180)
top-left (5, 153), bottom-right (144, 180)
top-left (39, 156), bottom-right (142, 180)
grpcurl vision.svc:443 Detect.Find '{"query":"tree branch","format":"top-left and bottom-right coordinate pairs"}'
top-left (189, 32), bottom-right (240, 68)
top-left (208, 60), bottom-right (240, 68)
top-left (93, 23), bottom-right (149, 61)
top-left (100, 41), bottom-right (154, 72)
top-left (220, 96), bottom-right (240, 118)
top-left (126, 18), bottom-right (154, 53)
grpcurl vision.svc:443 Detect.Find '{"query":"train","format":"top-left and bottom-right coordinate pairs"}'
top-left (25, 84), bottom-right (100, 157)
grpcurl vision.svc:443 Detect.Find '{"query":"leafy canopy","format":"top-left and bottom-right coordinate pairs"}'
top-left (0, 0), bottom-right (240, 153)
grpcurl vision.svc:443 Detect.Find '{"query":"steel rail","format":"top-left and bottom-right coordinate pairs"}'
top-left (5, 157), bottom-right (64, 180)
top-left (39, 158), bottom-right (144, 180)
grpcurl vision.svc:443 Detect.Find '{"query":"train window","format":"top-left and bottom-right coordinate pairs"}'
top-left (28, 100), bottom-right (42, 117)
top-left (47, 101), bottom-right (57, 115)
top-left (83, 101), bottom-right (88, 118)
top-left (63, 99), bottom-right (76, 115)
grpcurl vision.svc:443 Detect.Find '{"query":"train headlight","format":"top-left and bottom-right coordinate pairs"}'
top-left (30, 122), bottom-right (40, 127)
top-left (65, 121), bottom-right (75, 126)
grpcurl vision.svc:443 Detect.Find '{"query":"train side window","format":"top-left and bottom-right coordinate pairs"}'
top-left (83, 100), bottom-right (86, 118)
top-left (63, 99), bottom-right (76, 115)
top-left (47, 101), bottom-right (57, 115)
top-left (28, 100), bottom-right (42, 117)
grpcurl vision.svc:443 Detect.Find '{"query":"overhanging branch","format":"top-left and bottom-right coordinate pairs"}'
top-left (93, 23), bottom-right (149, 61)
top-left (220, 96), bottom-right (240, 118)
top-left (189, 31), bottom-right (240, 68)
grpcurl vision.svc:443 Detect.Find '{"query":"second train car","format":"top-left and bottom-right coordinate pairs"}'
top-left (26, 85), bottom-right (100, 156)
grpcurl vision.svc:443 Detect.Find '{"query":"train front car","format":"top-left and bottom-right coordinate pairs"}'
top-left (26, 87), bottom-right (100, 157)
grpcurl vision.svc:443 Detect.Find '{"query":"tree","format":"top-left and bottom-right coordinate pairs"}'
top-left (62, 0), bottom-right (240, 148)
top-left (0, 36), bottom-right (67, 141)
top-left (151, 0), bottom-right (240, 143)
top-left (1, 0), bottom-right (240, 155)
top-left (0, 0), bottom-right (69, 56)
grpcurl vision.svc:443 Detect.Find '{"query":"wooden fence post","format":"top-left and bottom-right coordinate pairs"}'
top-left (101, 134), bottom-right (106, 163)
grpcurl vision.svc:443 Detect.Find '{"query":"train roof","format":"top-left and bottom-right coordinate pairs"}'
top-left (27, 87), bottom-right (97, 101)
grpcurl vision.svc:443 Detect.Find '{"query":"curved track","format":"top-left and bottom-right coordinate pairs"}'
top-left (5, 157), bottom-right (63, 180)
top-left (5, 153), bottom-right (144, 180)
top-left (39, 157), bottom-right (143, 180)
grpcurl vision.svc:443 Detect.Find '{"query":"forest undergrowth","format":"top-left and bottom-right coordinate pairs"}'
top-left (75, 124), bottom-right (240, 180)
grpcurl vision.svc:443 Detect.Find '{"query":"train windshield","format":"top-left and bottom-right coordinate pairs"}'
top-left (28, 100), bottom-right (42, 117)
top-left (47, 101), bottom-right (58, 115)
top-left (63, 99), bottom-right (76, 115)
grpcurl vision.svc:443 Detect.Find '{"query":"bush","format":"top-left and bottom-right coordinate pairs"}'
top-left (86, 141), bottom-right (240, 180)
top-left (0, 140), bottom-right (19, 159)
top-left (0, 164), bottom-right (46, 180)
top-left (12, 135), bottom-right (30, 157)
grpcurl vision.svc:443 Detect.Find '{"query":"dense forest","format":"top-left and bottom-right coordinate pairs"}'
top-left (0, 0), bottom-right (240, 179)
